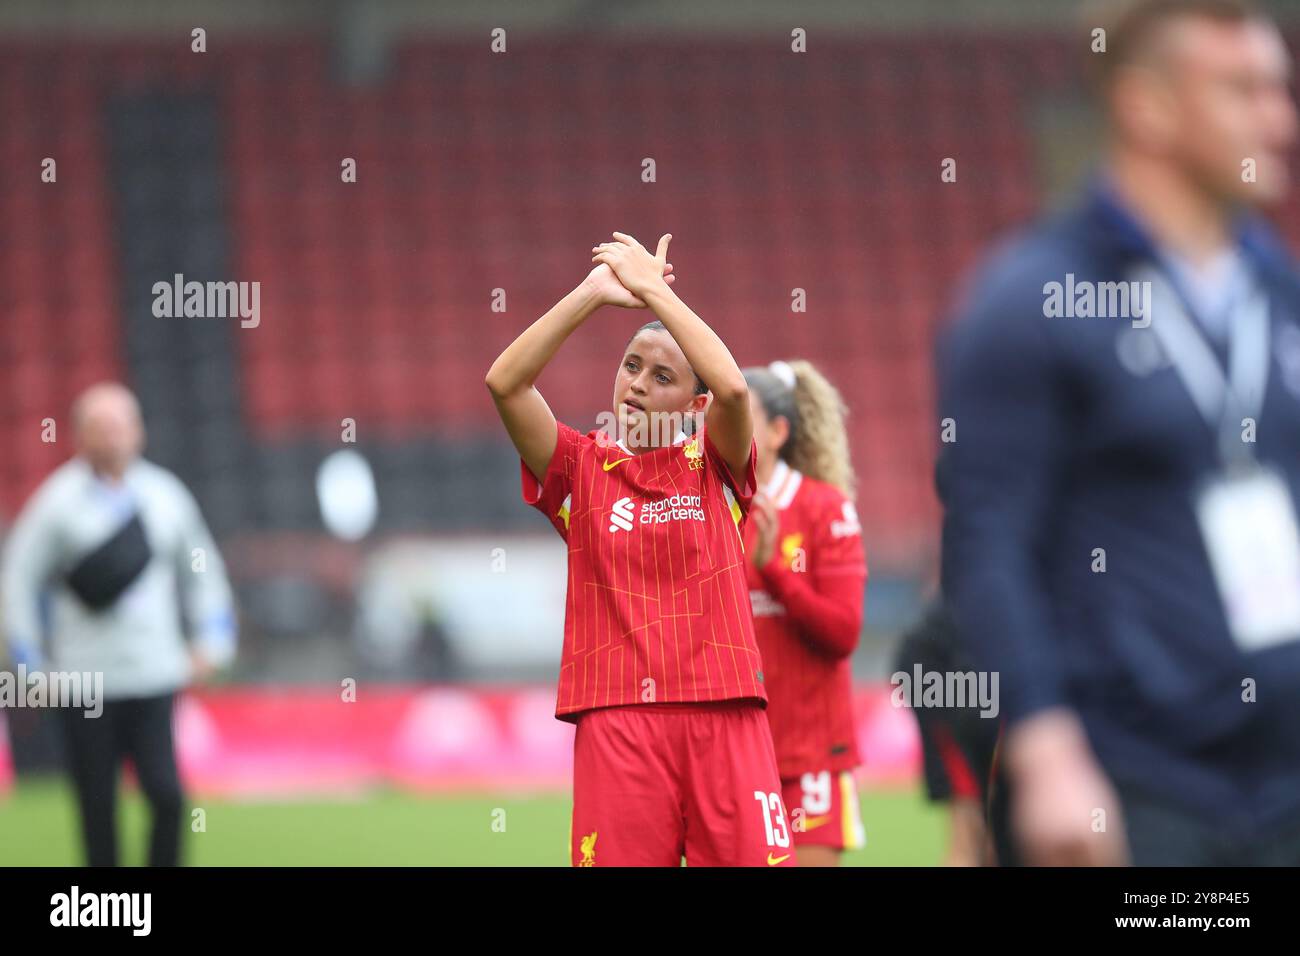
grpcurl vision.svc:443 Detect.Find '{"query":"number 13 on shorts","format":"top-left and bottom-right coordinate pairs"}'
top-left (754, 790), bottom-right (791, 849)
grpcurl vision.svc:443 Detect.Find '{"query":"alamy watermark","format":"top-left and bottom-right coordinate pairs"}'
top-left (50, 886), bottom-right (150, 935)
top-left (152, 273), bottom-right (260, 328)
top-left (1043, 274), bottom-right (1152, 328)
top-left (594, 408), bottom-right (707, 449)
top-left (0, 667), bottom-right (103, 718)
top-left (890, 664), bottom-right (999, 719)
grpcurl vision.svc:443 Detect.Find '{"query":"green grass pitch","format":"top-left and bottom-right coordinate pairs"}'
top-left (0, 778), bottom-right (947, 866)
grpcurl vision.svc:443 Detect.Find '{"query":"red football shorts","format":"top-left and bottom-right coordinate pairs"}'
top-left (781, 770), bottom-right (867, 851)
top-left (570, 700), bottom-right (796, 867)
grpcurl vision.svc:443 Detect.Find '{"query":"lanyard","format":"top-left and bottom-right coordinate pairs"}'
top-left (1134, 263), bottom-right (1271, 468)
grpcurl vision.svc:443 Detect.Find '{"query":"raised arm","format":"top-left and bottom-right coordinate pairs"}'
top-left (485, 283), bottom-right (601, 483)
top-left (592, 233), bottom-right (751, 478)
top-left (486, 258), bottom-right (678, 482)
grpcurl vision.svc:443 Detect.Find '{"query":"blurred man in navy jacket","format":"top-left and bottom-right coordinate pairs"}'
top-left (939, 0), bottom-right (1300, 865)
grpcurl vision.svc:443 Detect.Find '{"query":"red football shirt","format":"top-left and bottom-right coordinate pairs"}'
top-left (522, 419), bottom-right (766, 722)
top-left (743, 459), bottom-right (866, 778)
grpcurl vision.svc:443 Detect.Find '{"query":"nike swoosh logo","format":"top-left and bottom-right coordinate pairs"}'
top-left (803, 814), bottom-right (832, 831)
top-left (767, 852), bottom-right (791, 866)
top-left (603, 457), bottom-right (634, 471)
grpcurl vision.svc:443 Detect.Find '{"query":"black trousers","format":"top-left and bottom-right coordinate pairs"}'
top-left (57, 692), bottom-right (184, 867)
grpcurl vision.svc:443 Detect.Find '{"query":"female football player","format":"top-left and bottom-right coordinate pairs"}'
top-left (486, 232), bottom-right (793, 866)
top-left (743, 359), bottom-right (868, 866)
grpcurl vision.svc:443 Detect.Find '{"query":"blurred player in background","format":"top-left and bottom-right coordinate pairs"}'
top-left (486, 233), bottom-right (794, 866)
top-left (1, 383), bottom-right (237, 866)
top-left (939, 0), bottom-right (1300, 865)
top-left (893, 602), bottom-right (1005, 866)
top-left (742, 360), bottom-right (867, 866)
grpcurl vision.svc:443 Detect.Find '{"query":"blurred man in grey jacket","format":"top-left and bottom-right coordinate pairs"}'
top-left (2, 382), bottom-right (236, 866)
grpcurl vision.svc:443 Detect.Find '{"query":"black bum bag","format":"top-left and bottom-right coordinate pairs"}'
top-left (65, 512), bottom-right (152, 611)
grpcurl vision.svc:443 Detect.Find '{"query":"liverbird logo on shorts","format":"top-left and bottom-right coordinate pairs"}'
top-left (580, 830), bottom-right (598, 866)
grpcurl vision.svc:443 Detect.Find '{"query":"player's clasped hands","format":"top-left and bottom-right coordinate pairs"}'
top-left (586, 231), bottom-right (674, 308)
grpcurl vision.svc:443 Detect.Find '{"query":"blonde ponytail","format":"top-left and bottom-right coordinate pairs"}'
top-left (785, 360), bottom-right (856, 499)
